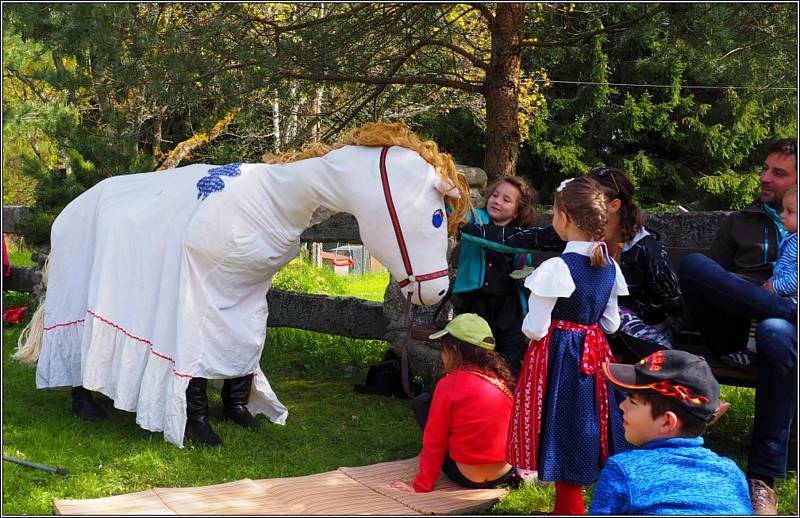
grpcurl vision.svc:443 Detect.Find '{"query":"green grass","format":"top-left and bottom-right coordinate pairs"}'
top-left (2, 322), bottom-right (420, 515)
top-left (5, 239), bottom-right (34, 268)
top-left (272, 257), bottom-right (389, 301)
top-left (338, 271), bottom-right (390, 301)
top-left (2, 262), bottom-right (796, 514)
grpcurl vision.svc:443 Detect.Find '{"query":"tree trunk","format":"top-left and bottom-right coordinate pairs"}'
top-left (273, 96), bottom-right (281, 153)
top-left (483, 3), bottom-right (525, 183)
top-left (312, 83), bottom-right (324, 142)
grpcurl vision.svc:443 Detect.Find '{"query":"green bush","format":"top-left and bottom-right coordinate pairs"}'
top-left (2, 290), bottom-right (33, 311)
top-left (272, 258), bottom-right (348, 295)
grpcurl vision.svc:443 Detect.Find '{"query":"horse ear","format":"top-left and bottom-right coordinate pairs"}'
top-left (432, 176), bottom-right (461, 199)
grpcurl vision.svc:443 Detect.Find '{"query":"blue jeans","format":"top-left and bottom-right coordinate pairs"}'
top-left (749, 318), bottom-right (797, 478)
top-left (679, 254), bottom-right (797, 478)
top-left (678, 253), bottom-right (797, 355)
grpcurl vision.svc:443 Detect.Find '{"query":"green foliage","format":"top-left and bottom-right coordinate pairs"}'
top-left (341, 272), bottom-right (390, 302)
top-left (3, 4), bottom-right (254, 242)
top-left (272, 258), bottom-right (390, 302)
top-left (6, 245), bottom-right (35, 269)
top-left (272, 258), bottom-right (349, 296)
top-left (2, 290), bottom-right (34, 311)
top-left (2, 24), bottom-right (70, 206)
top-left (412, 109), bottom-right (486, 169)
top-left (513, 3), bottom-right (796, 208)
top-left (13, 210), bottom-right (56, 246)
top-left (696, 170), bottom-right (762, 210)
top-left (4, 1), bottom-right (796, 227)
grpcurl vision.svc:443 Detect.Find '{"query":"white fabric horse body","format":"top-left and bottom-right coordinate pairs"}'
top-left (35, 145), bottom-right (452, 447)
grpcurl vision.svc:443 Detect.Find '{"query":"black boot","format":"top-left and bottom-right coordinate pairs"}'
top-left (184, 378), bottom-right (222, 447)
top-left (71, 386), bottom-right (107, 421)
top-left (222, 375), bottom-right (260, 429)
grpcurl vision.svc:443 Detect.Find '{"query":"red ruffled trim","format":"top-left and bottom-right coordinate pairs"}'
top-left (44, 310), bottom-right (192, 378)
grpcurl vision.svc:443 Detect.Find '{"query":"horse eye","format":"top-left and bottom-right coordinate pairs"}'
top-left (432, 209), bottom-right (444, 228)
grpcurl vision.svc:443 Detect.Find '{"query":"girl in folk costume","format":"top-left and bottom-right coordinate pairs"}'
top-left (507, 176), bottom-right (632, 515)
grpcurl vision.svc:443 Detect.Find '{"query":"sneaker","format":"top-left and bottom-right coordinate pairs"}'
top-left (721, 350), bottom-right (756, 369)
top-left (748, 478), bottom-right (777, 515)
top-left (746, 319), bottom-right (759, 353)
top-left (509, 468), bottom-right (538, 487)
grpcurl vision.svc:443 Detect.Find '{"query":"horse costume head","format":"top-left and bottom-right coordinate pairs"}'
top-left (264, 122), bottom-right (471, 305)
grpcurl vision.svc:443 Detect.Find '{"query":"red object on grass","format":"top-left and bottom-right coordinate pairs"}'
top-left (3, 306), bottom-right (28, 325)
top-left (320, 251), bottom-right (353, 267)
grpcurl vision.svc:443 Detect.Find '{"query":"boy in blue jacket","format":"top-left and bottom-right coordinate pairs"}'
top-left (590, 350), bottom-right (752, 515)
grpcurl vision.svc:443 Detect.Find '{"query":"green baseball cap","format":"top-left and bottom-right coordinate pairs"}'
top-left (429, 313), bottom-right (496, 350)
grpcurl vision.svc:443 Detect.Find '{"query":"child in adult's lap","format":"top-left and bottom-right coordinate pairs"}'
top-left (506, 176), bottom-right (631, 515)
top-left (722, 185), bottom-right (798, 368)
top-left (389, 313), bottom-right (515, 493)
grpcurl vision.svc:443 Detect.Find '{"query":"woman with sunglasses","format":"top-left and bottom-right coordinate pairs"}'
top-left (587, 167), bottom-right (683, 359)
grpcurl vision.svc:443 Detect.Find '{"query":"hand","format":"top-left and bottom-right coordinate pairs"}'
top-left (389, 480), bottom-right (415, 493)
top-left (762, 281), bottom-right (775, 293)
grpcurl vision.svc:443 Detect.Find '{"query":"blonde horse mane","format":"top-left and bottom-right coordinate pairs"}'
top-left (262, 122), bottom-right (471, 236)
top-left (13, 255), bottom-right (50, 365)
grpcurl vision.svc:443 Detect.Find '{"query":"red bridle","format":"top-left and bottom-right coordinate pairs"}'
top-left (379, 146), bottom-right (449, 304)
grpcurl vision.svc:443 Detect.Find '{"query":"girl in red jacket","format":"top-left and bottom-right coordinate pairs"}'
top-left (389, 313), bottom-right (516, 492)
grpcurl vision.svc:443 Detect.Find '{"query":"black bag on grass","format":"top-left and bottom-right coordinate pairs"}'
top-left (354, 350), bottom-right (421, 399)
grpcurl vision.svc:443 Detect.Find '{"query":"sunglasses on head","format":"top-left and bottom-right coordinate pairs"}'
top-left (590, 166), bottom-right (623, 199)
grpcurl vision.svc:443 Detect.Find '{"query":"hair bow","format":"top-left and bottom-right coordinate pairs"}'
top-left (556, 178), bottom-right (575, 193)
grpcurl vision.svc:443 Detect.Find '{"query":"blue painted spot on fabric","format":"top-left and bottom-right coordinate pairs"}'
top-left (432, 209), bottom-right (444, 228)
top-left (197, 163), bottom-right (242, 200)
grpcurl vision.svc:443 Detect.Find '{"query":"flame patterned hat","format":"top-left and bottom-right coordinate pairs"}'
top-left (602, 350), bottom-right (721, 423)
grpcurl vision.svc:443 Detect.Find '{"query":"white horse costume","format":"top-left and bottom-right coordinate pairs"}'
top-left (32, 144), bottom-right (457, 447)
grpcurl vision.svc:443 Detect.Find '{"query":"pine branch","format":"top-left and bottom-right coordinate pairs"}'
top-left (525, 4), bottom-right (668, 48)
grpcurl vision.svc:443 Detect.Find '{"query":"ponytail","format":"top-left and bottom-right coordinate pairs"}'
top-left (590, 241), bottom-right (611, 267)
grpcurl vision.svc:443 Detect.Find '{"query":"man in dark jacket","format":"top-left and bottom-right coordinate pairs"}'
top-left (678, 138), bottom-right (797, 515)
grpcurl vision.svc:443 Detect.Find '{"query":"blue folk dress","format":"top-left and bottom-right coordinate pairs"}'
top-left (507, 243), bottom-right (632, 485)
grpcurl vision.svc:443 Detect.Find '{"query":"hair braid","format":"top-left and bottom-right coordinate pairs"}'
top-left (555, 177), bottom-right (610, 267)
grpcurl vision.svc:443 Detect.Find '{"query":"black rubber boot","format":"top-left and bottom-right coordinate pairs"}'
top-left (221, 375), bottom-right (260, 429)
top-left (184, 378), bottom-right (222, 447)
top-left (71, 386), bottom-right (107, 421)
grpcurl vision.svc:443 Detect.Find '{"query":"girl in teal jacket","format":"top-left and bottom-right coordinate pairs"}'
top-left (454, 176), bottom-right (560, 376)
